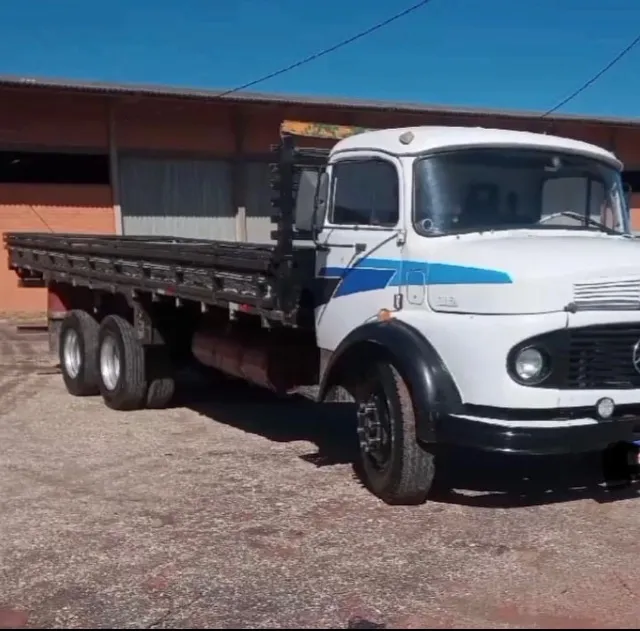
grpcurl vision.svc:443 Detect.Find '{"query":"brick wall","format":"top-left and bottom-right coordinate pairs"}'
top-left (0, 184), bottom-right (114, 316)
top-left (0, 91), bottom-right (108, 150)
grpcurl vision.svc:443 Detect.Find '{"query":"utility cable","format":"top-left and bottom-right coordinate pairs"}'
top-left (214, 0), bottom-right (436, 98)
top-left (542, 30), bottom-right (640, 118)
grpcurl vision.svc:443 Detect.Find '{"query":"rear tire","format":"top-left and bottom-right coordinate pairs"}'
top-left (97, 315), bottom-right (148, 411)
top-left (350, 361), bottom-right (436, 505)
top-left (145, 347), bottom-right (176, 409)
top-left (59, 310), bottom-right (100, 396)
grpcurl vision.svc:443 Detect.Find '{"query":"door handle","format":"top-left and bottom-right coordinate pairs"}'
top-left (354, 243), bottom-right (366, 254)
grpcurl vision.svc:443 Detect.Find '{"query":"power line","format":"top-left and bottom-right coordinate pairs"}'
top-left (214, 0), bottom-right (436, 98)
top-left (542, 30), bottom-right (640, 118)
top-left (217, 0), bottom-right (636, 125)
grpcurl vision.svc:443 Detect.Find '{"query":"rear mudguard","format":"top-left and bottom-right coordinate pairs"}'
top-left (318, 319), bottom-right (462, 443)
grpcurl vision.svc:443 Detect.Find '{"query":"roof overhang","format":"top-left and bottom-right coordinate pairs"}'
top-left (0, 73), bottom-right (638, 129)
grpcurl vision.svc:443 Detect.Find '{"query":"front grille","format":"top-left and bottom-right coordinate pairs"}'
top-left (572, 279), bottom-right (640, 310)
top-left (566, 324), bottom-right (640, 389)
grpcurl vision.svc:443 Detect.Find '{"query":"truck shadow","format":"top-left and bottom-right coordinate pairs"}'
top-left (177, 370), bottom-right (640, 509)
top-left (177, 369), bottom-right (359, 468)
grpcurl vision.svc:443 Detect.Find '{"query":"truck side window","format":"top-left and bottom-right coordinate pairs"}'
top-left (330, 159), bottom-right (399, 227)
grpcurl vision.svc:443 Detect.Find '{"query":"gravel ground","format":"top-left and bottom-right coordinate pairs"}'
top-left (1, 321), bottom-right (640, 629)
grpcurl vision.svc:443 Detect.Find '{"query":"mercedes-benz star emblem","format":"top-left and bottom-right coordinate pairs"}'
top-left (632, 339), bottom-right (640, 375)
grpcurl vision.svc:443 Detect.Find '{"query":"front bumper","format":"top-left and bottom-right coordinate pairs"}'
top-left (438, 412), bottom-right (640, 455)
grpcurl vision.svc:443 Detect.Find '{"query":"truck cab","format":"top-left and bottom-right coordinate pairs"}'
top-left (291, 124), bottom-right (640, 497)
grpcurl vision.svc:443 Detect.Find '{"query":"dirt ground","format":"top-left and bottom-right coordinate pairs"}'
top-left (1, 321), bottom-right (640, 629)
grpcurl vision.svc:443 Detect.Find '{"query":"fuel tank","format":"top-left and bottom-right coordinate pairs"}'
top-left (191, 325), bottom-right (317, 393)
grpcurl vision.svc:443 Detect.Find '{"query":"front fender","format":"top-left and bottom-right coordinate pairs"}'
top-left (319, 319), bottom-right (462, 443)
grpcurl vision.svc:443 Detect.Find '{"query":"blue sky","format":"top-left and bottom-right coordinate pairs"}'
top-left (0, 0), bottom-right (638, 117)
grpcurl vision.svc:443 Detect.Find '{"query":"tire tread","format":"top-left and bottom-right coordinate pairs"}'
top-left (98, 315), bottom-right (147, 411)
top-left (386, 364), bottom-right (435, 505)
top-left (145, 347), bottom-right (176, 409)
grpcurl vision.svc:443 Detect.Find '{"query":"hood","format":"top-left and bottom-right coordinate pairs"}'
top-left (425, 231), bottom-right (640, 315)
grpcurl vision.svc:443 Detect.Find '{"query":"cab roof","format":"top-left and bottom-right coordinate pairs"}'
top-left (330, 125), bottom-right (622, 169)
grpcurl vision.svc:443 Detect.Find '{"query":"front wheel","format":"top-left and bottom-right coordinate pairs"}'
top-left (335, 361), bottom-right (436, 505)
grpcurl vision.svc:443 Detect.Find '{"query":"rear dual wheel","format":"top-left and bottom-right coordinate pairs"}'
top-left (97, 315), bottom-right (148, 410)
top-left (59, 310), bottom-right (100, 396)
top-left (59, 311), bottom-right (175, 410)
top-left (98, 315), bottom-right (176, 410)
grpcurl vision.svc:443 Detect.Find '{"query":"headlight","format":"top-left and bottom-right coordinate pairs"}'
top-left (513, 347), bottom-right (545, 382)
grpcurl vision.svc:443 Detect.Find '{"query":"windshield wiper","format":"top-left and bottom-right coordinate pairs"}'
top-left (538, 211), bottom-right (619, 234)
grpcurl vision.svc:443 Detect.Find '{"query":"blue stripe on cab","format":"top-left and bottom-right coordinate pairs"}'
top-left (317, 258), bottom-right (511, 298)
top-left (426, 262), bottom-right (511, 285)
top-left (322, 267), bottom-right (396, 297)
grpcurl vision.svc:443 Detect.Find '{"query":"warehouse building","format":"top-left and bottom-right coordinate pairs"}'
top-left (1, 74), bottom-right (640, 315)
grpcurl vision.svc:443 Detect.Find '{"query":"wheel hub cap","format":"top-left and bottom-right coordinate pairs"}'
top-left (62, 330), bottom-right (82, 379)
top-left (357, 401), bottom-right (383, 453)
top-left (356, 395), bottom-right (391, 468)
top-left (100, 335), bottom-right (121, 391)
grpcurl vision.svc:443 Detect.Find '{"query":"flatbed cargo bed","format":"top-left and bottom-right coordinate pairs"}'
top-left (4, 232), bottom-right (317, 325)
top-left (4, 125), bottom-right (331, 326)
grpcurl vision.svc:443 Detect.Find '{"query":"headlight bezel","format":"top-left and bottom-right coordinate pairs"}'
top-left (507, 343), bottom-right (552, 386)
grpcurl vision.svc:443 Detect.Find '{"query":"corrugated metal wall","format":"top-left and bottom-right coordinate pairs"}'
top-left (244, 161), bottom-right (274, 243)
top-left (118, 155), bottom-right (236, 240)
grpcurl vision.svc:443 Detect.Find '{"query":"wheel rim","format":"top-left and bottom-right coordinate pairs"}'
top-left (357, 389), bottom-right (392, 470)
top-left (100, 335), bottom-right (121, 391)
top-left (62, 329), bottom-right (82, 379)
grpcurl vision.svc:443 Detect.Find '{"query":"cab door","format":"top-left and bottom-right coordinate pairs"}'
top-left (314, 154), bottom-right (406, 352)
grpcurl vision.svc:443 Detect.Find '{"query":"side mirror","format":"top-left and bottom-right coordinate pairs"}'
top-left (294, 168), bottom-right (329, 236)
top-left (313, 171), bottom-right (329, 235)
top-left (294, 168), bottom-right (320, 233)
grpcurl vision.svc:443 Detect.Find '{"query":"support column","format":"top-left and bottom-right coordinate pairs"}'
top-left (232, 107), bottom-right (247, 242)
top-left (107, 99), bottom-right (123, 235)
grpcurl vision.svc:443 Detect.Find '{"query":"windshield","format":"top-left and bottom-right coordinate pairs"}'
top-left (413, 148), bottom-right (629, 236)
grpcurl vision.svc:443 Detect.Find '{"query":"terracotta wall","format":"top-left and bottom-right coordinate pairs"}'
top-left (0, 184), bottom-right (114, 315)
top-left (0, 90), bottom-right (108, 150)
top-left (0, 86), bottom-right (638, 160)
top-left (0, 91), bottom-right (113, 315)
top-left (251, 107), bottom-right (640, 164)
top-left (114, 99), bottom-right (236, 154)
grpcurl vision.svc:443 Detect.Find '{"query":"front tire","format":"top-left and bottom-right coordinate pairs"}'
top-left (97, 315), bottom-right (148, 411)
top-left (59, 310), bottom-right (100, 396)
top-left (352, 361), bottom-right (436, 505)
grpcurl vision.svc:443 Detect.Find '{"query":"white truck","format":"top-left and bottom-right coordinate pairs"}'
top-left (6, 119), bottom-right (640, 504)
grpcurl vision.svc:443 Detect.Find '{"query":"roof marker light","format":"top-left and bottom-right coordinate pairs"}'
top-left (399, 131), bottom-right (414, 145)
